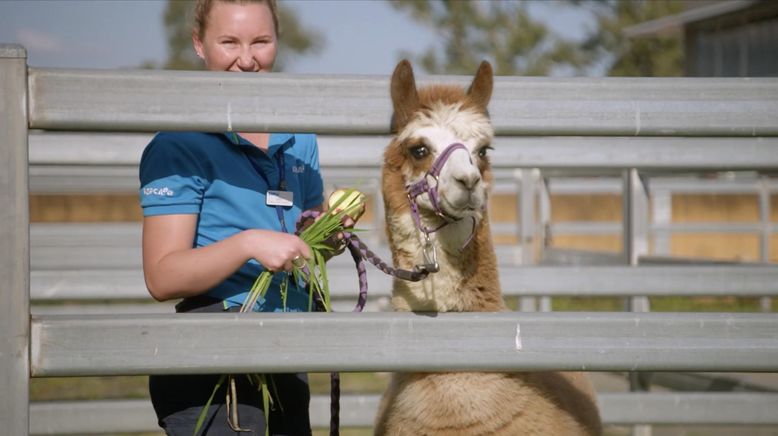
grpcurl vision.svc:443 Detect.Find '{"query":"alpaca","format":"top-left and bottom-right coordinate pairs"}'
top-left (374, 60), bottom-right (602, 436)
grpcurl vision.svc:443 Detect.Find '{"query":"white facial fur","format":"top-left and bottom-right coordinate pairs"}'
top-left (398, 102), bottom-right (494, 224)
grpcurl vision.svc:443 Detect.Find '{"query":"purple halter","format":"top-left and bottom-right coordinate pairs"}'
top-left (405, 143), bottom-right (478, 272)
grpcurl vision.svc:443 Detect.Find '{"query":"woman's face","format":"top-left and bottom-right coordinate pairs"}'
top-left (193, 1), bottom-right (277, 72)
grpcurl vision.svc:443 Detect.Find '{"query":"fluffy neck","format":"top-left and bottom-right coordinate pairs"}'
top-left (385, 209), bottom-right (506, 312)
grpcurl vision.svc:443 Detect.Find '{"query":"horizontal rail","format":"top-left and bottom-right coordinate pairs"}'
top-left (30, 264), bottom-right (778, 302)
top-left (502, 265), bottom-right (778, 296)
top-left (643, 372), bottom-right (778, 393)
top-left (550, 221), bottom-right (778, 235)
top-left (29, 131), bottom-right (778, 172)
top-left (28, 392), bottom-right (778, 434)
top-left (28, 68), bottom-right (778, 136)
top-left (539, 175), bottom-right (778, 194)
top-left (31, 312), bottom-right (778, 376)
top-left (598, 392), bottom-right (778, 425)
top-left (28, 222), bottom-right (777, 268)
top-left (653, 222), bottom-right (777, 234)
top-left (27, 132), bottom-right (778, 194)
top-left (31, 130), bottom-right (778, 182)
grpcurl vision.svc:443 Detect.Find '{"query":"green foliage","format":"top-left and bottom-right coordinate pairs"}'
top-left (389, 0), bottom-right (588, 76)
top-left (144, 0), bottom-right (323, 71)
top-left (390, 0), bottom-right (686, 77)
top-left (578, 0), bottom-right (685, 76)
top-left (162, 0), bottom-right (198, 70)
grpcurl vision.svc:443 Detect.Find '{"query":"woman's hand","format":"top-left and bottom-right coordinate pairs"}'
top-left (241, 229), bottom-right (311, 272)
top-left (142, 214), bottom-right (311, 301)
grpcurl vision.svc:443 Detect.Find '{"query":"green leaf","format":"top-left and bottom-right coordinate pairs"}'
top-left (192, 373), bottom-right (227, 436)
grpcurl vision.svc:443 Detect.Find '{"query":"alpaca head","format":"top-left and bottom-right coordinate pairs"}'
top-left (383, 60), bottom-right (495, 232)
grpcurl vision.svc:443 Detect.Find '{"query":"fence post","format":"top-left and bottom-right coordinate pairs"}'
top-left (0, 44), bottom-right (30, 436)
top-left (517, 169), bottom-right (542, 311)
top-left (758, 176), bottom-right (772, 312)
top-left (622, 168), bottom-right (652, 436)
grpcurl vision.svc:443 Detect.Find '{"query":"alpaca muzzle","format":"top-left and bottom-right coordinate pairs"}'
top-left (405, 142), bottom-right (478, 260)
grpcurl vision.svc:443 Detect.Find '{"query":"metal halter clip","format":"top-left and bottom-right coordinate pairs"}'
top-left (416, 233), bottom-right (439, 273)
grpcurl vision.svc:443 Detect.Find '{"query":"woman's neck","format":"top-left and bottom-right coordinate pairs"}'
top-left (240, 132), bottom-right (270, 151)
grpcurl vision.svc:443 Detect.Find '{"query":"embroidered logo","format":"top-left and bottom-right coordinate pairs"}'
top-left (143, 187), bottom-right (175, 197)
top-left (292, 165), bottom-right (305, 174)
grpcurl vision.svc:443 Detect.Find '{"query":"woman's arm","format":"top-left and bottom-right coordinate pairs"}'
top-left (142, 214), bottom-right (311, 301)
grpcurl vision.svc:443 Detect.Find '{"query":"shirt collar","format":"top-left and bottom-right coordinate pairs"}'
top-left (223, 132), bottom-right (294, 157)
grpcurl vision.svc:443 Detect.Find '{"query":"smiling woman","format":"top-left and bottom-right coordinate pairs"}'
top-left (139, 1), bottom-right (324, 435)
top-left (192, 0), bottom-right (278, 73)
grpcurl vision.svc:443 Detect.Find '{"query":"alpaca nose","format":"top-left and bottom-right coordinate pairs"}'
top-left (455, 171), bottom-right (481, 190)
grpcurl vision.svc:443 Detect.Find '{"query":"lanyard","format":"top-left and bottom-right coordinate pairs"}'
top-left (243, 142), bottom-right (290, 234)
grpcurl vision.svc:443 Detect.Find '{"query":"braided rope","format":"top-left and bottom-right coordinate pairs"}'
top-left (294, 210), bottom-right (429, 436)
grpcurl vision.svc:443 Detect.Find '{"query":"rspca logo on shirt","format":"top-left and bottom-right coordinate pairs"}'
top-left (143, 187), bottom-right (175, 197)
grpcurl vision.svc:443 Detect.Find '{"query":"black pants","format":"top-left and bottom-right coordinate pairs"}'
top-left (149, 296), bottom-right (312, 436)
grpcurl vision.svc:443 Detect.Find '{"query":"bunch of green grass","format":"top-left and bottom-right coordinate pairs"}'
top-left (240, 188), bottom-right (366, 313)
top-left (193, 188), bottom-right (366, 436)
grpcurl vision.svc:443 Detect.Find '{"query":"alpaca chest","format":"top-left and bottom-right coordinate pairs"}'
top-left (382, 372), bottom-right (537, 436)
top-left (388, 213), bottom-right (472, 312)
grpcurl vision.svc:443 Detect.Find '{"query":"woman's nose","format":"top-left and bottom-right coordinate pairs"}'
top-left (236, 48), bottom-right (256, 71)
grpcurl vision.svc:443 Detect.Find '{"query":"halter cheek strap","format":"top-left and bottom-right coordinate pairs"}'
top-left (404, 143), bottom-right (479, 262)
top-left (405, 143), bottom-right (470, 235)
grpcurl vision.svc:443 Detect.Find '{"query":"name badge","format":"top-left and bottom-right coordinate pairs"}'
top-left (266, 190), bottom-right (294, 207)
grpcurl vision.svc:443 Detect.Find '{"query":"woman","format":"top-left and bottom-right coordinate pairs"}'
top-left (139, 0), bottom-right (320, 434)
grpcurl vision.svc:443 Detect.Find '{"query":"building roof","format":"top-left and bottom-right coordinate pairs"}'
top-left (623, 0), bottom-right (760, 38)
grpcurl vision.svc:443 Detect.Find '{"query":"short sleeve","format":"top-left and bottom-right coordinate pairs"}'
top-left (138, 133), bottom-right (210, 216)
top-left (302, 135), bottom-right (325, 209)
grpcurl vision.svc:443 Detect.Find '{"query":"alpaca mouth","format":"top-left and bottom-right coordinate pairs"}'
top-left (439, 195), bottom-right (482, 219)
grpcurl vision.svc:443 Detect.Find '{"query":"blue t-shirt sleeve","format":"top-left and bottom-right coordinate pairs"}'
top-left (138, 133), bottom-right (210, 216)
top-left (303, 135), bottom-right (325, 210)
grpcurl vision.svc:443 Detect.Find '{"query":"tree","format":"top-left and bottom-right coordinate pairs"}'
top-left (145, 0), bottom-right (323, 71)
top-left (389, 0), bottom-right (686, 77)
top-left (578, 0), bottom-right (685, 76)
top-left (388, 0), bottom-right (588, 76)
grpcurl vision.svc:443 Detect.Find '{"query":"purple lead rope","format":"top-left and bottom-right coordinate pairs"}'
top-left (294, 210), bottom-right (429, 436)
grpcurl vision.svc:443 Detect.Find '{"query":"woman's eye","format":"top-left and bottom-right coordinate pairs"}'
top-left (409, 145), bottom-right (429, 160)
top-left (478, 146), bottom-right (493, 158)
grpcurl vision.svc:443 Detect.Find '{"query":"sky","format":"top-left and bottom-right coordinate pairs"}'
top-left (0, 0), bottom-right (594, 75)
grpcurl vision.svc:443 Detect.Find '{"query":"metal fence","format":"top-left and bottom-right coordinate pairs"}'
top-left (3, 43), bottom-right (778, 435)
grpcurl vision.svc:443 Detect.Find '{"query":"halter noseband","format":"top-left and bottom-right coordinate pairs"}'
top-left (405, 142), bottom-right (478, 273)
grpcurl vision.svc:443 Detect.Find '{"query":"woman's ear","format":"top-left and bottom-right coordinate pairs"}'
top-left (192, 32), bottom-right (205, 59)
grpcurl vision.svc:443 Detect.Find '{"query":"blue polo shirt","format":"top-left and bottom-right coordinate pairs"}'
top-left (139, 131), bottom-right (324, 312)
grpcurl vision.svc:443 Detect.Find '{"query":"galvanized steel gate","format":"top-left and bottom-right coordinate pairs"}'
top-left (3, 44), bottom-right (778, 435)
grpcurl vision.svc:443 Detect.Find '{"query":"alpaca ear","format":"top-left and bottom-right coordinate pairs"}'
top-left (390, 60), bottom-right (420, 132)
top-left (466, 61), bottom-right (493, 111)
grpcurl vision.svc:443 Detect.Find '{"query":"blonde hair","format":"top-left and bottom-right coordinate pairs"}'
top-left (193, 0), bottom-right (279, 40)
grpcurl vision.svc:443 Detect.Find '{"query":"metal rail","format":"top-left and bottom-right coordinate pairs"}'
top-left (0, 43), bottom-right (30, 436)
top-left (29, 393), bottom-right (778, 434)
top-left (28, 68), bottom-right (778, 136)
top-left (29, 264), bottom-right (778, 302)
top-left (3, 47), bottom-right (778, 435)
top-left (31, 312), bottom-right (778, 376)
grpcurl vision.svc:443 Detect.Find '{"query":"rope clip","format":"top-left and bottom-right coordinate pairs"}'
top-left (416, 233), bottom-right (439, 273)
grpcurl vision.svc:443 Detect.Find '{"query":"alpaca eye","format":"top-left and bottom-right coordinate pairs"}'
top-left (478, 146), bottom-right (493, 158)
top-left (409, 145), bottom-right (429, 160)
